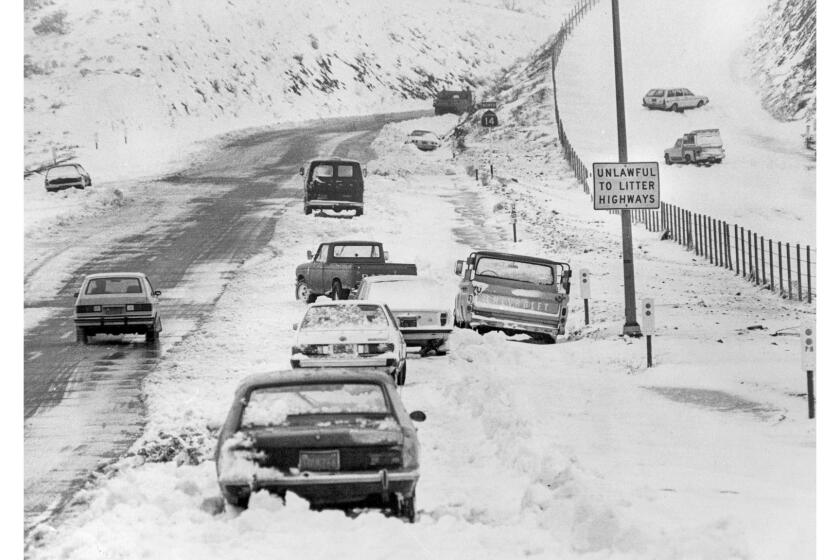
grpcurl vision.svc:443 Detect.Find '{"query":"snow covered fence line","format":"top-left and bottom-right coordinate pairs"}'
top-left (545, 0), bottom-right (815, 305)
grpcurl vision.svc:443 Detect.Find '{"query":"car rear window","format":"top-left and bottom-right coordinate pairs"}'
top-left (337, 165), bottom-right (356, 178)
top-left (475, 257), bottom-right (555, 285)
top-left (332, 244), bottom-right (380, 258)
top-left (46, 166), bottom-right (80, 179)
top-left (241, 383), bottom-right (390, 427)
top-left (313, 165), bottom-right (334, 178)
top-left (366, 279), bottom-right (450, 308)
top-left (85, 277), bottom-right (143, 295)
top-left (301, 304), bottom-right (389, 329)
top-left (647, 89), bottom-right (664, 97)
top-left (694, 131), bottom-right (722, 146)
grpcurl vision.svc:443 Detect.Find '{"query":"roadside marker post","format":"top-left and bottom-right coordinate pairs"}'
top-left (579, 268), bottom-right (591, 325)
top-left (641, 298), bottom-right (655, 367)
top-left (510, 203), bottom-right (518, 242)
top-left (801, 322), bottom-right (815, 419)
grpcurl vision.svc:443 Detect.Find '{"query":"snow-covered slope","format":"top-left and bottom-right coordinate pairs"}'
top-left (23, 0), bottom-right (565, 171)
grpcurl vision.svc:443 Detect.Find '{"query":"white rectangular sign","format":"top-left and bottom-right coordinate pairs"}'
top-left (801, 322), bottom-right (815, 371)
top-left (592, 162), bottom-right (660, 210)
top-left (641, 298), bottom-right (655, 334)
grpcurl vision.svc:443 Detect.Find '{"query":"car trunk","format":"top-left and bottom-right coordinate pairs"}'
top-left (473, 277), bottom-right (561, 326)
top-left (394, 308), bottom-right (447, 330)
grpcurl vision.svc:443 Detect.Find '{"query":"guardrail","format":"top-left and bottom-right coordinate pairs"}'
top-left (547, 0), bottom-right (815, 303)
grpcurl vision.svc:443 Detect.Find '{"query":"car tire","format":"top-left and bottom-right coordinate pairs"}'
top-left (670, 103), bottom-right (678, 112)
top-left (392, 494), bottom-right (416, 523)
top-left (76, 327), bottom-right (89, 345)
top-left (697, 100), bottom-right (705, 107)
top-left (331, 280), bottom-right (344, 300)
top-left (664, 154), bottom-right (672, 165)
top-left (355, 208), bottom-right (363, 217)
top-left (225, 495), bottom-right (250, 510)
top-left (304, 204), bottom-right (312, 215)
top-left (145, 319), bottom-right (160, 343)
top-left (537, 333), bottom-right (558, 344)
top-left (396, 362), bottom-right (407, 386)
top-left (295, 280), bottom-right (317, 303)
top-left (684, 153), bottom-right (692, 164)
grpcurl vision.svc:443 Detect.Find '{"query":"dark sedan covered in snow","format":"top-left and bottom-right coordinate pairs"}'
top-left (215, 369), bottom-right (426, 521)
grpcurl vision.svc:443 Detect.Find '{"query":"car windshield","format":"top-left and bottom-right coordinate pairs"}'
top-left (85, 277), bottom-right (143, 295)
top-left (684, 89), bottom-right (694, 95)
top-left (301, 304), bottom-right (389, 330)
top-left (695, 131), bottom-right (722, 147)
top-left (332, 244), bottom-right (380, 258)
top-left (241, 383), bottom-right (390, 427)
top-left (47, 165), bottom-right (80, 179)
top-left (367, 279), bottom-right (450, 308)
top-left (475, 257), bottom-right (555, 285)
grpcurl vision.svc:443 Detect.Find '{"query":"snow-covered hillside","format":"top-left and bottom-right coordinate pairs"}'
top-left (23, 0), bottom-right (565, 172)
top-left (749, 0), bottom-right (816, 123)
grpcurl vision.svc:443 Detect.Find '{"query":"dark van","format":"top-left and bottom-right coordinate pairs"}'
top-left (300, 158), bottom-right (365, 216)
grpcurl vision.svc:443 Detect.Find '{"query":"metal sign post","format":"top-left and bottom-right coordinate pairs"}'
top-left (510, 203), bottom-right (518, 242)
top-left (641, 298), bottom-right (654, 367)
top-left (580, 268), bottom-right (591, 325)
top-left (801, 322), bottom-right (815, 419)
top-left (609, 0), bottom-right (641, 337)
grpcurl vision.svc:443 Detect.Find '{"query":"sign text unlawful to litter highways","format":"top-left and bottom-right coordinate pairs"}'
top-left (592, 162), bottom-right (660, 210)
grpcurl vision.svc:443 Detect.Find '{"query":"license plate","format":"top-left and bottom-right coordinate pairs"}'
top-left (333, 344), bottom-right (354, 354)
top-left (104, 306), bottom-right (123, 315)
top-left (299, 450), bottom-right (340, 471)
top-left (399, 318), bottom-right (417, 328)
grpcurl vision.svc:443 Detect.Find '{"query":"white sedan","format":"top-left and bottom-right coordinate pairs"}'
top-left (405, 130), bottom-right (441, 151)
top-left (356, 275), bottom-right (453, 356)
top-left (290, 301), bottom-right (409, 385)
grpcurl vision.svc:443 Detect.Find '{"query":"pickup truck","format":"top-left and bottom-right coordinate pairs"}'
top-left (433, 89), bottom-right (473, 116)
top-left (453, 250), bottom-right (571, 343)
top-left (664, 128), bottom-right (725, 165)
top-left (295, 241), bottom-right (417, 302)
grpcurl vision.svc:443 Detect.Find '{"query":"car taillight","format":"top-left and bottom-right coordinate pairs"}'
top-left (126, 303), bottom-right (152, 312)
top-left (440, 313), bottom-right (447, 326)
top-left (368, 448), bottom-right (401, 467)
top-left (292, 344), bottom-right (330, 356)
top-left (76, 305), bottom-right (101, 313)
top-left (357, 343), bottom-right (394, 355)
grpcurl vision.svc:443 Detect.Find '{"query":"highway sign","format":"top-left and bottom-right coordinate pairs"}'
top-left (579, 268), bottom-right (591, 299)
top-left (477, 101), bottom-right (497, 109)
top-left (481, 110), bottom-right (498, 127)
top-left (592, 162), bottom-right (660, 210)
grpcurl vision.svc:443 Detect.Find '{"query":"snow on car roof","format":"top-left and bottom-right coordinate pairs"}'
top-left (83, 272), bottom-right (147, 279)
top-left (309, 300), bottom-right (387, 307)
top-left (234, 368), bottom-right (394, 395)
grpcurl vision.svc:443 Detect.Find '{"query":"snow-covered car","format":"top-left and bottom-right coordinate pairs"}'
top-left (215, 369), bottom-right (426, 521)
top-left (642, 88), bottom-right (708, 111)
top-left (291, 301), bottom-right (409, 385)
top-left (73, 272), bottom-right (163, 344)
top-left (356, 275), bottom-right (453, 356)
top-left (405, 130), bottom-right (440, 151)
top-left (44, 163), bottom-right (91, 192)
top-left (664, 128), bottom-right (725, 165)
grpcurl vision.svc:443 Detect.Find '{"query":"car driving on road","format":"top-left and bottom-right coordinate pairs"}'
top-left (300, 158), bottom-right (366, 216)
top-left (453, 251), bottom-right (572, 343)
top-left (73, 272), bottom-right (163, 344)
top-left (291, 301), bottom-right (409, 385)
top-left (356, 275), bottom-right (453, 356)
top-left (295, 241), bottom-right (417, 302)
top-left (664, 128), bottom-right (725, 165)
top-left (44, 163), bottom-right (91, 192)
top-left (215, 369), bottom-right (425, 521)
top-left (643, 88), bottom-right (708, 112)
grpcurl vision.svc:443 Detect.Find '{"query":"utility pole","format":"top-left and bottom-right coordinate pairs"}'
top-left (610, 0), bottom-right (641, 336)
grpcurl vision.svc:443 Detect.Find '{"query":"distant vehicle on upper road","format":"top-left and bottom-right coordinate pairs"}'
top-left (44, 163), bottom-right (91, 192)
top-left (300, 158), bottom-right (366, 216)
top-left (356, 275), bottom-right (453, 356)
top-left (643, 88), bottom-right (708, 112)
top-left (664, 128), bottom-right (725, 165)
top-left (453, 251), bottom-right (571, 343)
top-left (290, 301), bottom-right (408, 384)
top-left (433, 89), bottom-right (473, 116)
top-left (215, 368), bottom-right (425, 520)
top-left (405, 130), bottom-right (441, 151)
top-left (295, 241), bottom-right (417, 302)
top-left (73, 272), bottom-right (162, 344)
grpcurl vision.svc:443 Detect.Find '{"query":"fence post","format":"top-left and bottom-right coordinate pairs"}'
top-left (748, 230), bottom-right (754, 280)
top-left (778, 241), bottom-right (784, 296)
top-left (761, 236), bottom-right (766, 285)
top-left (806, 246), bottom-right (812, 303)
top-left (693, 214), bottom-right (699, 255)
top-left (715, 220), bottom-right (721, 266)
top-left (721, 221), bottom-right (727, 268)
top-left (769, 240), bottom-right (775, 292)
top-left (726, 223), bottom-right (733, 270)
top-left (686, 210), bottom-right (692, 249)
top-left (734, 225), bottom-right (740, 275)
top-left (796, 244), bottom-right (802, 301)
top-left (786, 243), bottom-right (792, 300)
top-left (741, 227), bottom-right (747, 278)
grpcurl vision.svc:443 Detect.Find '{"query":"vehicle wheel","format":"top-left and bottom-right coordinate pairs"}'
top-left (75, 327), bottom-right (89, 345)
top-left (396, 362), bottom-right (407, 386)
top-left (664, 154), bottom-right (672, 165)
top-left (355, 208), bottom-right (363, 217)
top-left (392, 494), bottom-right (416, 523)
top-left (304, 205), bottom-right (312, 215)
top-left (296, 280), bottom-right (316, 303)
top-left (537, 333), bottom-right (558, 344)
top-left (697, 100), bottom-right (705, 107)
top-left (669, 103), bottom-right (678, 112)
top-left (684, 153), bottom-right (692, 164)
top-left (331, 280), bottom-right (344, 300)
top-left (145, 321), bottom-right (159, 343)
top-left (225, 495), bottom-right (250, 509)
top-left (74, 185), bottom-right (85, 190)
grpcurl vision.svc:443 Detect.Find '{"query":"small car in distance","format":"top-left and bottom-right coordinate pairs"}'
top-left (300, 158), bottom-right (366, 217)
top-left (405, 130), bottom-right (441, 151)
top-left (291, 301), bottom-right (408, 385)
top-left (642, 88), bottom-right (708, 112)
top-left (356, 275), bottom-right (453, 356)
top-left (454, 251), bottom-right (572, 343)
top-left (215, 369), bottom-right (426, 521)
top-left (73, 272), bottom-right (162, 344)
top-left (45, 163), bottom-right (91, 192)
top-left (664, 128), bottom-right (725, 165)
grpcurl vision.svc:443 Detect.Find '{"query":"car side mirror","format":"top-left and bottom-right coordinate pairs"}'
top-left (73, 292), bottom-right (79, 298)
top-left (307, 250), bottom-right (313, 260)
top-left (299, 167), bottom-right (304, 176)
top-left (409, 410), bottom-right (426, 422)
top-left (384, 251), bottom-right (389, 262)
top-left (454, 260), bottom-right (464, 275)
top-left (292, 323), bottom-right (299, 331)
top-left (363, 167), bottom-right (368, 177)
